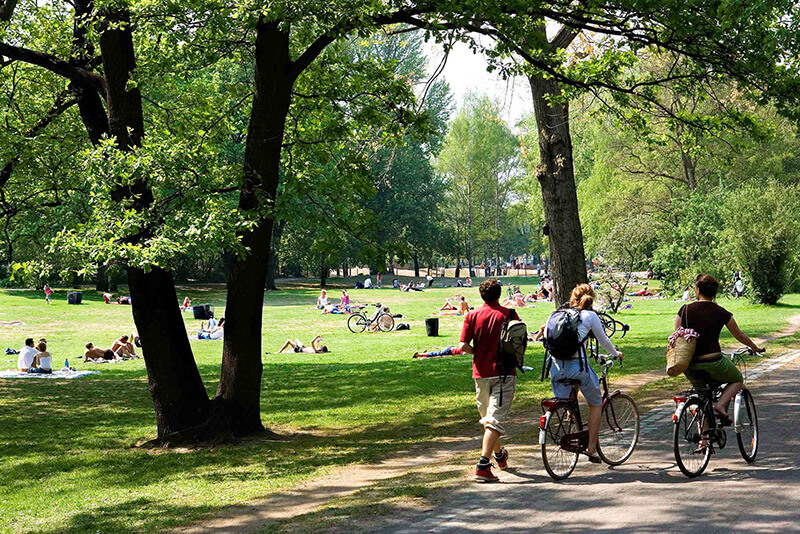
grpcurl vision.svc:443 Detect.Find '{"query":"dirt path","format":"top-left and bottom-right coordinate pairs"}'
top-left (169, 315), bottom-right (800, 534)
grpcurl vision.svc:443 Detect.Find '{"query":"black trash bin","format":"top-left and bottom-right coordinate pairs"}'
top-left (425, 317), bottom-right (439, 337)
top-left (67, 291), bottom-right (82, 304)
top-left (193, 304), bottom-right (213, 320)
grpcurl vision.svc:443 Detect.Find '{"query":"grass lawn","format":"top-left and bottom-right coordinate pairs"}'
top-left (1, 278), bottom-right (798, 534)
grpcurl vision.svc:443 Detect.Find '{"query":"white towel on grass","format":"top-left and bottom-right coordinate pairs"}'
top-left (0, 369), bottom-right (100, 379)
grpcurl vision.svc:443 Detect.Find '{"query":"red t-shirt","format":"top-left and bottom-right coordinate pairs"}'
top-left (460, 302), bottom-right (518, 379)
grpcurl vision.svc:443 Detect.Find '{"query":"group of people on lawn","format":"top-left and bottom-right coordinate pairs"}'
top-left (15, 333), bottom-right (139, 372)
top-left (84, 334), bottom-right (140, 362)
top-left (16, 338), bottom-right (52, 373)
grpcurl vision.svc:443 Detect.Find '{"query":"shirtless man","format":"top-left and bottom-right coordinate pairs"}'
top-left (111, 335), bottom-right (136, 358)
top-left (277, 335), bottom-right (329, 354)
top-left (84, 342), bottom-right (116, 362)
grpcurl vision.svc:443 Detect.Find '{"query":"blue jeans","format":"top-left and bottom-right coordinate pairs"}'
top-left (428, 346), bottom-right (456, 357)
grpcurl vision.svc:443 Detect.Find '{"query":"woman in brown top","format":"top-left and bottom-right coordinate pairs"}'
top-left (675, 274), bottom-right (763, 423)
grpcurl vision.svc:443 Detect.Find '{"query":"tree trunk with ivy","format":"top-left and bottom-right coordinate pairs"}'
top-left (528, 73), bottom-right (588, 306)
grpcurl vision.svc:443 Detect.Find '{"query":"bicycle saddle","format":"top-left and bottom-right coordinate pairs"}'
top-left (557, 378), bottom-right (582, 386)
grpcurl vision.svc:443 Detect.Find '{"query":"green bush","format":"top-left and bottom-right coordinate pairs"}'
top-left (724, 183), bottom-right (800, 305)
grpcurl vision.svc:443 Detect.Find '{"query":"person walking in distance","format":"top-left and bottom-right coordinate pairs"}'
top-left (43, 284), bottom-right (52, 305)
top-left (458, 279), bottom-right (519, 483)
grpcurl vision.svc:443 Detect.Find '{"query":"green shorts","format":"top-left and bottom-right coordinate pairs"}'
top-left (684, 354), bottom-right (744, 390)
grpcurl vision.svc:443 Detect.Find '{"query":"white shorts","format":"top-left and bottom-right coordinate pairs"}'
top-left (475, 376), bottom-right (517, 435)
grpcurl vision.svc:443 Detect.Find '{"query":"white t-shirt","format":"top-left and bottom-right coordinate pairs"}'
top-left (317, 296), bottom-right (329, 307)
top-left (735, 280), bottom-right (744, 292)
top-left (209, 328), bottom-right (224, 340)
top-left (575, 310), bottom-right (619, 359)
top-left (364, 278), bottom-right (372, 288)
top-left (17, 345), bottom-right (37, 369)
top-left (681, 290), bottom-right (691, 301)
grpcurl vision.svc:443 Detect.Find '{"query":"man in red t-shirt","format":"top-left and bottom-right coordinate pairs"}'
top-left (458, 279), bottom-right (519, 483)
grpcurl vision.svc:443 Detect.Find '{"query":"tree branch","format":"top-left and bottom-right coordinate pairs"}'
top-left (0, 42), bottom-right (107, 95)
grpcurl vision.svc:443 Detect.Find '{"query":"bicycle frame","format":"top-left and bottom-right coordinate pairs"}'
top-left (673, 348), bottom-right (760, 437)
top-left (538, 338), bottom-right (624, 449)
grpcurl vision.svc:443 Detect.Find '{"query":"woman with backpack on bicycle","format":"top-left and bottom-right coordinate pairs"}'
top-left (546, 284), bottom-right (623, 463)
top-left (676, 274), bottom-right (763, 424)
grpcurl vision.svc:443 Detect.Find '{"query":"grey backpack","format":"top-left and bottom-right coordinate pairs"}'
top-left (498, 314), bottom-right (528, 375)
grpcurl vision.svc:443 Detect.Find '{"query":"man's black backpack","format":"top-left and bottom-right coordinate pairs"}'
top-left (543, 308), bottom-right (584, 360)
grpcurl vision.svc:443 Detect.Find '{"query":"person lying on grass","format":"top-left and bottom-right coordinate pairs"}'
top-left (413, 346), bottom-right (464, 359)
top-left (84, 342), bottom-right (118, 362)
top-left (277, 335), bottom-right (329, 354)
top-left (29, 342), bottom-right (52, 374)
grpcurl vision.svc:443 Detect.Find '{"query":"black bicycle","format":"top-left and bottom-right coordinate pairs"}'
top-left (539, 326), bottom-right (640, 480)
top-left (597, 312), bottom-right (630, 339)
top-left (672, 348), bottom-right (762, 478)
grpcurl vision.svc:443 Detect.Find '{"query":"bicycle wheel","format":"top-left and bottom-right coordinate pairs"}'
top-left (736, 389), bottom-right (758, 463)
top-left (378, 313), bottom-right (395, 332)
top-left (673, 398), bottom-right (712, 478)
top-left (597, 393), bottom-right (640, 466)
top-left (347, 314), bottom-right (368, 333)
top-left (541, 403), bottom-right (580, 480)
top-left (598, 312), bottom-right (616, 338)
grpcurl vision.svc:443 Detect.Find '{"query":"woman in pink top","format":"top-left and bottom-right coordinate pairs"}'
top-left (44, 284), bottom-right (52, 305)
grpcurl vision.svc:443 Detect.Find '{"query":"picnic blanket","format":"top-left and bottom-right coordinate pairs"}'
top-left (0, 369), bottom-right (100, 380)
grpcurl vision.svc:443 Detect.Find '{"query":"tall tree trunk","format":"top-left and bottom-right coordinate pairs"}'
top-left (528, 74), bottom-right (587, 306)
top-left (128, 267), bottom-right (210, 438)
top-left (455, 259), bottom-right (461, 279)
top-left (96, 264), bottom-right (109, 292)
top-left (413, 256), bottom-right (420, 278)
top-left (320, 257), bottom-right (328, 288)
top-left (214, 21), bottom-right (293, 436)
top-left (266, 219), bottom-right (285, 291)
top-left (98, 7), bottom-right (209, 440)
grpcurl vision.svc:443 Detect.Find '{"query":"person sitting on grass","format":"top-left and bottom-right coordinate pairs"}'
top-left (316, 289), bottom-right (330, 309)
top-left (117, 295), bottom-right (131, 305)
top-left (180, 296), bottom-right (192, 311)
top-left (502, 290), bottom-right (526, 308)
top-left (17, 338), bottom-right (37, 372)
top-left (84, 342), bottom-right (116, 362)
top-left (29, 342), bottom-right (52, 374)
top-left (368, 304), bottom-right (391, 331)
top-left (413, 346), bottom-right (464, 359)
top-left (340, 289), bottom-right (350, 309)
top-left (197, 318), bottom-right (225, 340)
top-left (277, 335), bottom-right (329, 354)
top-left (111, 334), bottom-right (137, 357)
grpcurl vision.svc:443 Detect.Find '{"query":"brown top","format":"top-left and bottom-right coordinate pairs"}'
top-left (678, 301), bottom-right (733, 359)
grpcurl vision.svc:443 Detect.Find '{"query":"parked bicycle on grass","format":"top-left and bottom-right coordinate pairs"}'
top-left (347, 303), bottom-right (395, 333)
